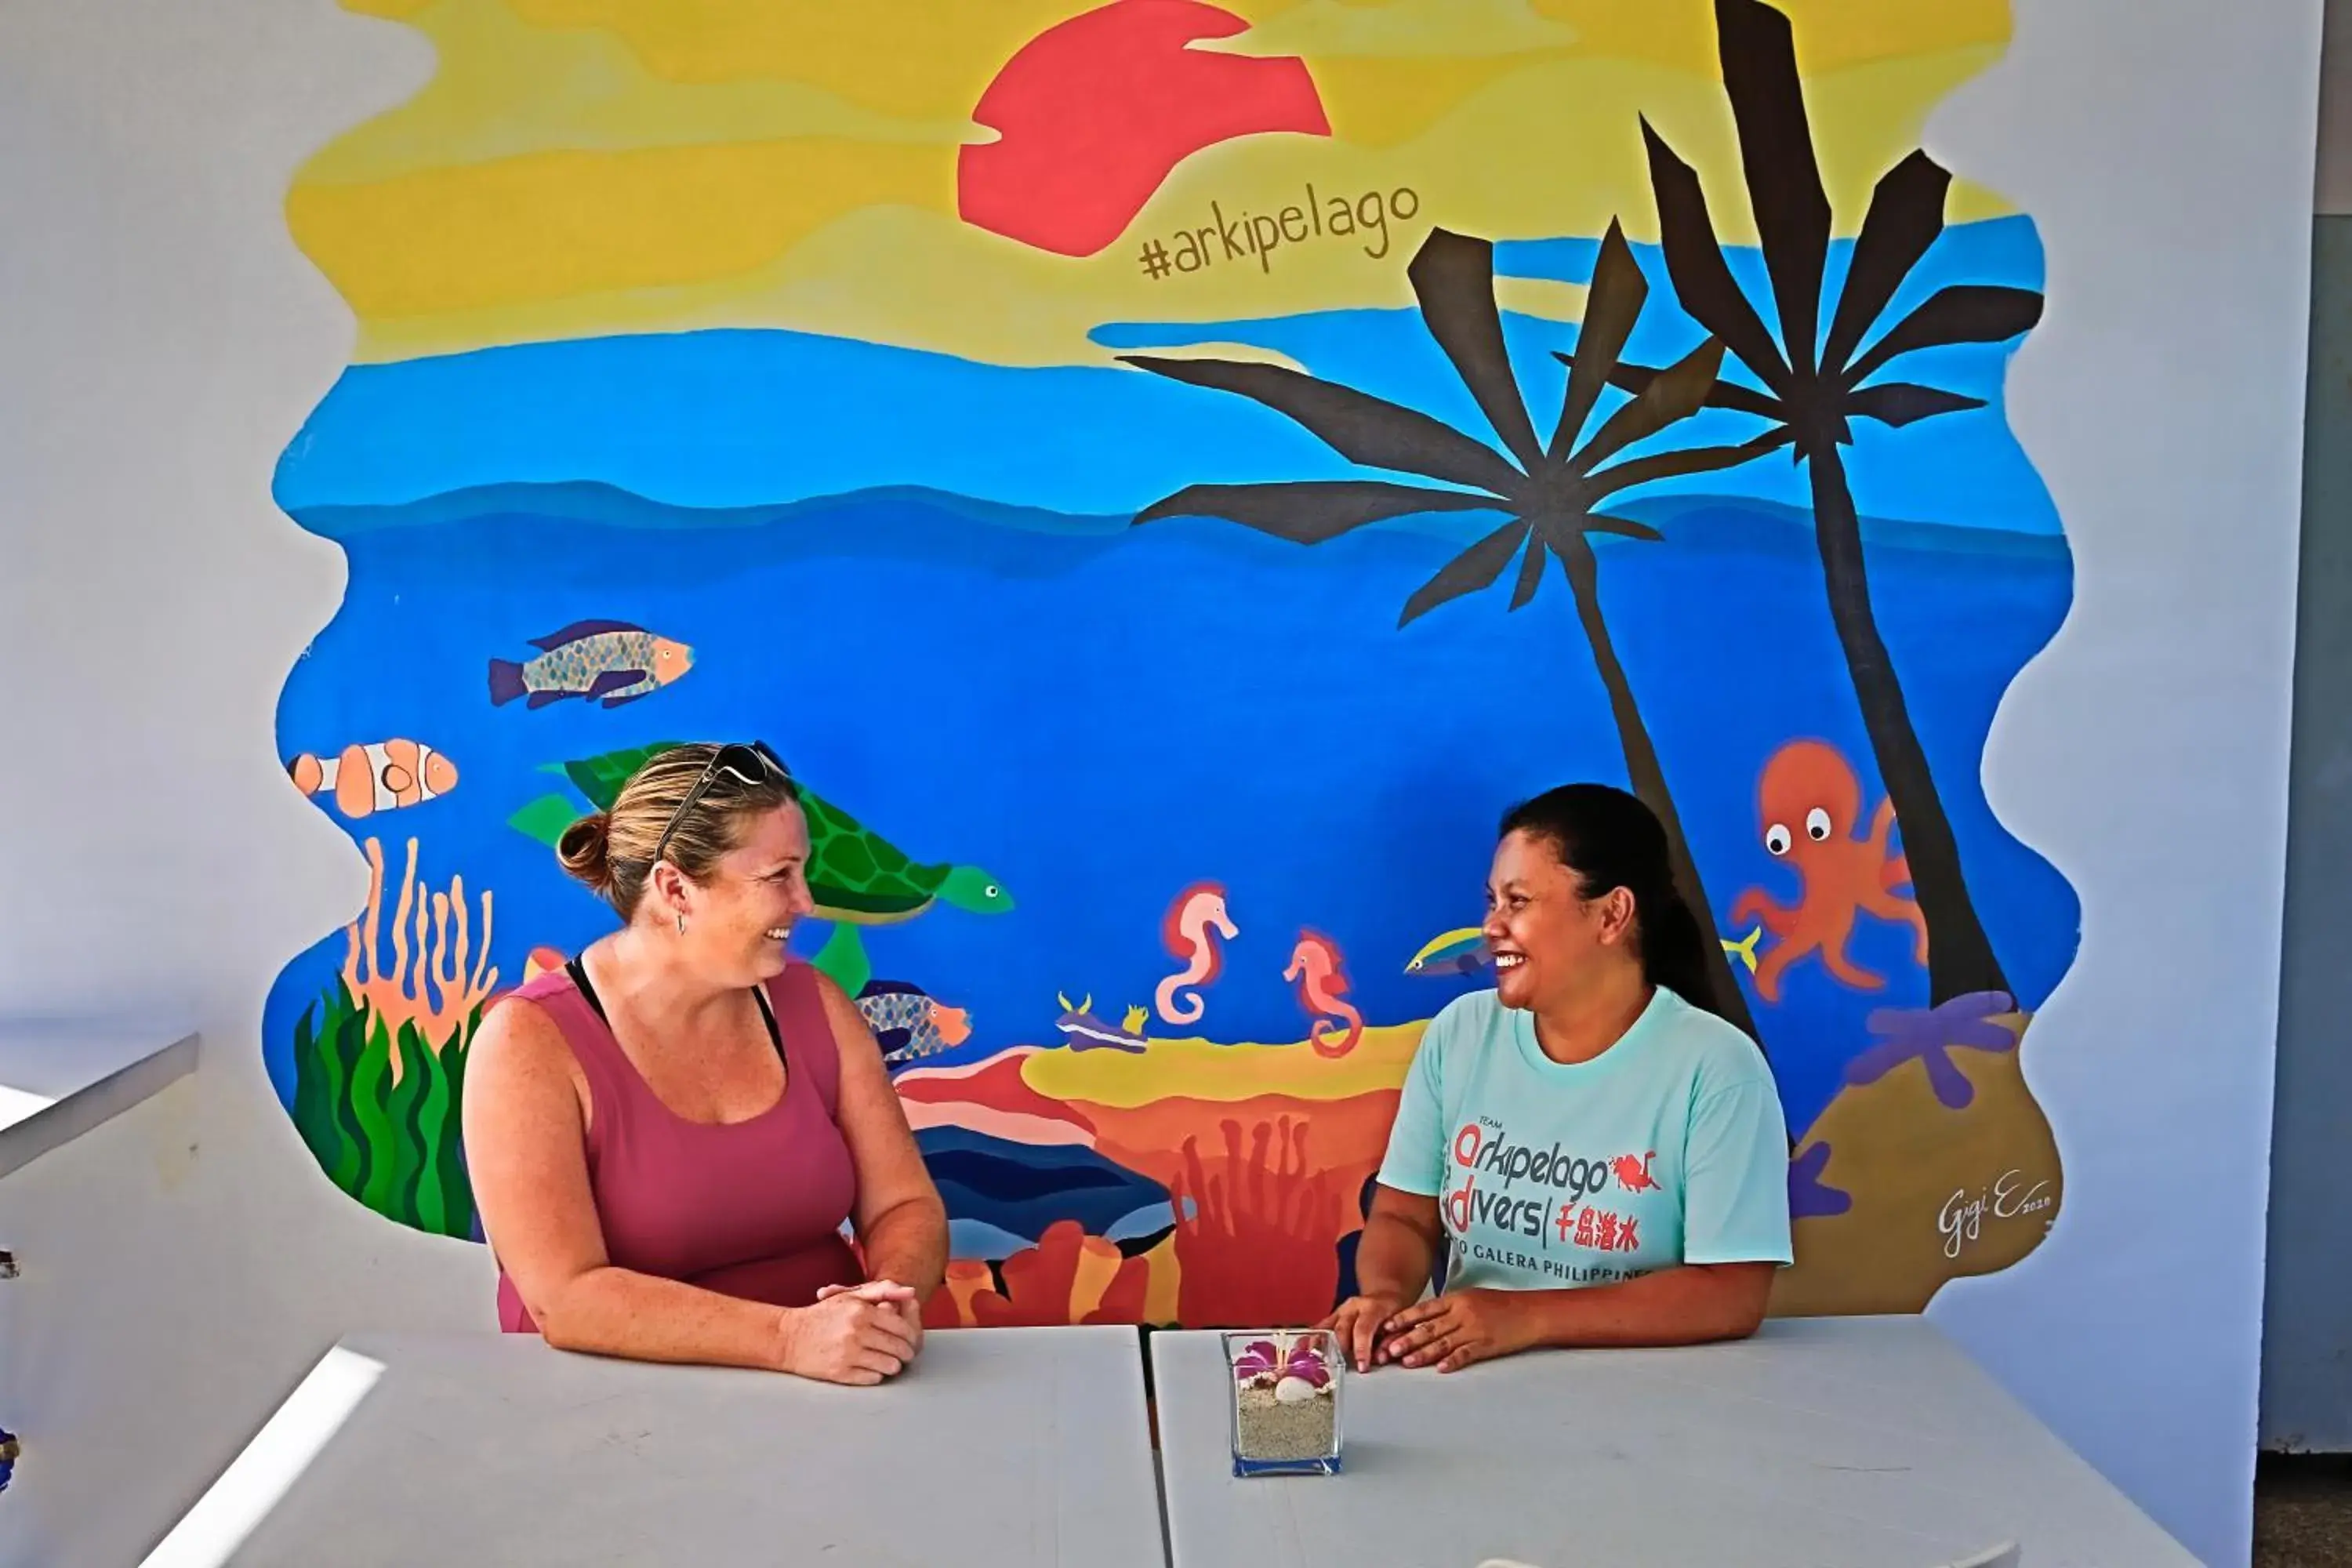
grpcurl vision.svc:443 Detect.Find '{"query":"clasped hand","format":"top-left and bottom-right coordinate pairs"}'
top-left (1319, 1288), bottom-right (1538, 1374)
top-left (786, 1279), bottom-right (925, 1385)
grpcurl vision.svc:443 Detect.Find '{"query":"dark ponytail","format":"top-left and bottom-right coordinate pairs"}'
top-left (1498, 783), bottom-right (1726, 1020)
top-left (1630, 883), bottom-right (1720, 1019)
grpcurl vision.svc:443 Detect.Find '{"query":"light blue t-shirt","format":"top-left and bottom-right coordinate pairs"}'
top-left (1377, 986), bottom-right (1792, 1293)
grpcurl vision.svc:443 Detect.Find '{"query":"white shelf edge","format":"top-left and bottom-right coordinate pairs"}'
top-left (0, 1029), bottom-right (201, 1181)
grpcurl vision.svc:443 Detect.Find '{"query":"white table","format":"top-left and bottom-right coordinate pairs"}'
top-left (1151, 1316), bottom-right (2198, 1568)
top-left (154, 1325), bottom-right (1166, 1567)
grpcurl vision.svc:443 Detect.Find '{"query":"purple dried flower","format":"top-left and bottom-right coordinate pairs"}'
top-left (1232, 1339), bottom-right (1281, 1379)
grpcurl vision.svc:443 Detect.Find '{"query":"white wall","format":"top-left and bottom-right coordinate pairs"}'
top-left (0, 6), bottom-right (488, 1566)
top-left (0, 2), bottom-right (2319, 1565)
top-left (1928, 2), bottom-right (2321, 1563)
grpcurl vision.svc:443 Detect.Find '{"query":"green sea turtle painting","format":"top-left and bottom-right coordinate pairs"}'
top-left (508, 741), bottom-right (1013, 995)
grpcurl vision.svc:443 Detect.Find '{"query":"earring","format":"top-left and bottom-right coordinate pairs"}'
top-left (677, 913), bottom-right (687, 936)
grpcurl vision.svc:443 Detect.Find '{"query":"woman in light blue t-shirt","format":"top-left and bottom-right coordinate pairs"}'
top-left (1321, 783), bottom-right (1791, 1374)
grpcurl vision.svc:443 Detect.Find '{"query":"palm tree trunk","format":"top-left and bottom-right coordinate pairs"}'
top-left (1558, 536), bottom-right (1762, 1043)
top-left (1806, 452), bottom-right (2009, 1003)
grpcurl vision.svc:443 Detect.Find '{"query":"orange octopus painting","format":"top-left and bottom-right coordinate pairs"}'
top-left (1733, 740), bottom-right (1930, 1004)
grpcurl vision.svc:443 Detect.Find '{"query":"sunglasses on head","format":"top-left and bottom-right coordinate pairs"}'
top-left (648, 741), bottom-right (797, 868)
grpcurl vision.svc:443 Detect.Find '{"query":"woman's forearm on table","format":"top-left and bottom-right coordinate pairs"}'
top-left (1521, 1262), bottom-right (1772, 1348)
top-left (534, 1265), bottom-right (790, 1370)
top-left (1353, 1210), bottom-right (1439, 1305)
top-left (858, 1192), bottom-right (949, 1298)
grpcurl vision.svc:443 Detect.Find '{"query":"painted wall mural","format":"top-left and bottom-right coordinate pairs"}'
top-left (265, 0), bottom-right (2077, 1323)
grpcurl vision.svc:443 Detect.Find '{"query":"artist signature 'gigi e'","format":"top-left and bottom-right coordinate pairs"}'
top-left (1937, 1170), bottom-right (2056, 1260)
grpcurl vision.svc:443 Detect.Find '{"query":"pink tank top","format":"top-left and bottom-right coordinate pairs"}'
top-left (493, 959), bottom-right (863, 1333)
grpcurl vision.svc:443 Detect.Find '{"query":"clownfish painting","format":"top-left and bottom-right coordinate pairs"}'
top-left (288, 739), bottom-right (458, 819)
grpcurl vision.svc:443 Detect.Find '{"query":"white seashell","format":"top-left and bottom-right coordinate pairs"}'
top-left (1273, 1375), bottom-right (1319, 1404)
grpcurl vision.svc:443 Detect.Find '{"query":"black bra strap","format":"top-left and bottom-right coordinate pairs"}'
top-left (563, 954), bottom-right (785, 1065)
top-left (751, 982), bottom-right (788, 1066)
top-left (564, 956), bottom-right (606, 1024)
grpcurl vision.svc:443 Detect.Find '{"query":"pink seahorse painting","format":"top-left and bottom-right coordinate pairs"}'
top-left (1156, 882), bottom-right (1238, 1025)
top-left (1284, 929), bottom-right (1363, 1058)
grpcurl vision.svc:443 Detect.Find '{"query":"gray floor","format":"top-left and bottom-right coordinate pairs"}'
top-left (2256, 1456), bottom-right (2352, 1566)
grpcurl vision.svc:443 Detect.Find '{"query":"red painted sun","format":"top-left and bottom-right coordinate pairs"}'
top-left (957, 0), bottom-right (1331, 259)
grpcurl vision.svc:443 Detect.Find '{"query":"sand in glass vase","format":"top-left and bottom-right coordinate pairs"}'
top-left (1223, 1328), bottom-right (1345, 1477)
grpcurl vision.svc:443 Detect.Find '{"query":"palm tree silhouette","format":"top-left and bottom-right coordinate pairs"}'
top-left (1585, 0), bottom-right (2044, 1004)
top-left (1120, 222), bottom-right (1780, 1038)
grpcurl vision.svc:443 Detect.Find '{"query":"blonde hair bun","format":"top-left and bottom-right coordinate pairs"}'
top-left (556, 809), bottom-right (617, 896)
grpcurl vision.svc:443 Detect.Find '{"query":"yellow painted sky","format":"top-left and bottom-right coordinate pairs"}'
top-left (296, 0), bottom-right (2016, 366)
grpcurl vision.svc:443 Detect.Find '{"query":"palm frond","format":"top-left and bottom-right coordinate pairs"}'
top-left (1550, 221), bottom-right (1650, 459)
top-left (1399, 519), bottom-right (1531, 626)
top-left (1119, 354), bottom-right (1525, 494)
top-left (1718, 0), bottom-right (1831, 379)
top-left (1639, 118), bottom-right (1792, 395)
top-left (1822, 151), bottom-right (1953, 376)
top-left (1841, 285), bottom-right (2044, 387)
top-left (1408, 230), bottom-right (1546, 472)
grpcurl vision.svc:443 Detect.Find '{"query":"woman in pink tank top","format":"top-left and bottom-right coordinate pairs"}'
top-left (463, 742), bottom-right (948, 1385)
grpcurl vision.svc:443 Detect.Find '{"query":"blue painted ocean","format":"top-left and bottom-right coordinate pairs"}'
top-left (266, 212), bottom-right (2075, 1142)
top-left (267, 478), bottom-right (2075, 1141)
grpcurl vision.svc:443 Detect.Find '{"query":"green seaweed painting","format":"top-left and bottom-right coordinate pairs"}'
top-left (285, 836), bottom-right (495, 1240)
top-left (289, 982), bottom-right (480, 1238)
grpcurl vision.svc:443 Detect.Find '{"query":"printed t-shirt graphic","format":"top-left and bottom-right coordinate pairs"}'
top-left (1377, 988), bottom-right (1792, 1293)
